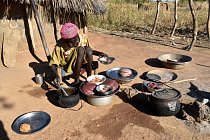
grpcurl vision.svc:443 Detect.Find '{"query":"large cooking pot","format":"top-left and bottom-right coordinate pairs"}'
top-left (150, 88), bottom-right (181, 116)
top-left (57, 87), bottom-right (80, 108)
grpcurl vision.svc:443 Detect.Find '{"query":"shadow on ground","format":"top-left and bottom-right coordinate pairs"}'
top-left (116, 82), bottom-right (157, 116)
top-left (145, 58), bottom-right (163, 68)
top-left (187, 82), bottom-right (210, 100)
top-left (0, 120), bottom-right (9, 140)
top-left (0, 97), bottom-right (14, 109)
top-left (45, 89), bottom-right (88, 111)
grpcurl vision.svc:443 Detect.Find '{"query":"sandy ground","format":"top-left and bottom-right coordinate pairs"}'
top-left (1, 32), bottom-right (210, 140)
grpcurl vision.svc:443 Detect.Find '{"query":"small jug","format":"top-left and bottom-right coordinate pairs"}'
top-left (35, 74), bottom-right (43, 85)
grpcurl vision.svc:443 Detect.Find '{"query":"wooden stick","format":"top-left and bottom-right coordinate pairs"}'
top-left (27, 17), bottom-right (36, 52)
top-left (168, 78), bottom-right (197, 84)
top-left (151, 1), bottom-right (160, 35)
top-left (30, 0), bottom-right (51, 61)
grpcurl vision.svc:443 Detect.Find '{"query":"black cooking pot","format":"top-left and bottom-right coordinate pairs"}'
top-left (57, 87), bottom-right (80, 108)
top-left (150, 88), bottom-right (181, 116)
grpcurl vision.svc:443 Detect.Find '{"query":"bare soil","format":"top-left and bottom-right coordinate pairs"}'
top-left (1, 32), bottom-right (210, 140)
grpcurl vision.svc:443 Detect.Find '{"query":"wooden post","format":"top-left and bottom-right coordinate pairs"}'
top-left (207, 0), bottom-right (210, 40)
top-left (28, 18), bottom-right (36, 52)
top-left (170, 0), bottom-right (178, 37)
top-left (30, 0), bottom-right (51, 61)
top-left (187, 0), bottom-right (198, 51)
top-left (151, 1), bottom-right (160, 35)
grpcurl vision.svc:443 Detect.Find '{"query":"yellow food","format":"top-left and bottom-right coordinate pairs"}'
top-left (19, 123), bottom-right (31, 133)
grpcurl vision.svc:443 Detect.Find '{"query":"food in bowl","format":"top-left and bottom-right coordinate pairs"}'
top-left (147, 82), bottom-right (162, 90)
top-left (119, 68), bottom-right (132, 78)
top-left (19, 123), bottom-right (31, 133)
top-left (143, 81), bottom-right (164, 93)
top-left (87, 75), bottom-right (106, 85)
top-left (96, 84), bottom-right (113, 95)
top-left (103, 79), bottom-right (119, 91)
top-left (90, 77), bottom-right (102, 83)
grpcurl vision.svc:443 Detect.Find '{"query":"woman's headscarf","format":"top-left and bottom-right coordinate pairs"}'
top-left (60, 23), bottom-right (79, 39)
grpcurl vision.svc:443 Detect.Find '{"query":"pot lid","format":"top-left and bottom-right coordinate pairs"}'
top-left (152, 88), bottom-right (181, 100)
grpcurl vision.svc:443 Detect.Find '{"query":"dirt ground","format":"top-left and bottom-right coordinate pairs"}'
top-left (1, 32), bottom-right (210, 140)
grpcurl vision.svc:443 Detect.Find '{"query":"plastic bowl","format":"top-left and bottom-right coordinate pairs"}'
top-left (87, 75), bottom-right (106, 85)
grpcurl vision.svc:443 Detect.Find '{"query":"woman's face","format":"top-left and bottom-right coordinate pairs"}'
top-left (64, 34), bottom-right (80, 48)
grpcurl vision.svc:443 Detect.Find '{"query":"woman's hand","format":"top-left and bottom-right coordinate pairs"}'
top-left (99, 52), bottom-right (108, 57)
top-left (54, 77), bottom-right (62, 86)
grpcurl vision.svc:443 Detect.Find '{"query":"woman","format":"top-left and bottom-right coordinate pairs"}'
top-left (49, 23), bottom-right (107, 86)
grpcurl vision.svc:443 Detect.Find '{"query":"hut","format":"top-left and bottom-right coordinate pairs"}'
top-left (0, 0), bottom-right (107, 67)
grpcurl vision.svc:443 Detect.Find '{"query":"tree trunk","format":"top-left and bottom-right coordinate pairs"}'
top-left (207, 0), bottom-right (210, 40)
top-left (170, 0), bottom-right (178, 37)
top-left (187, 0), bottom-right (198, 51)
top-left (151, 1), bottom-right (160, 35)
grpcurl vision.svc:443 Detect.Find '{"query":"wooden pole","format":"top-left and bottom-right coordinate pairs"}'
top-left (207, 0), bottom-right (210, 40)
top-left (187, 0), bottom-right (198, 51)
top-left (170, 0), bottom-right (178, 37)
top-left (151, 1), bottom-right (160, 35)
top-left (30, 0), bottom-right (51, 61)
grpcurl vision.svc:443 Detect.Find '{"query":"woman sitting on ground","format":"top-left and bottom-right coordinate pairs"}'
top-left (49, 23), bottom-right (107, 86)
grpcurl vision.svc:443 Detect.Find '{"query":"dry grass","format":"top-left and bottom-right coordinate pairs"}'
top-left (87, 1), bottom-right (208, 39)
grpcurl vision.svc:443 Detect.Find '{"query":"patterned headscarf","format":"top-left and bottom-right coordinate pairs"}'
top-left (60, 23), bottom-right (79, 39)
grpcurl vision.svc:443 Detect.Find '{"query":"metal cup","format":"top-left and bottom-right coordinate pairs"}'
top-left (35, 74), bottom-right (43, 85)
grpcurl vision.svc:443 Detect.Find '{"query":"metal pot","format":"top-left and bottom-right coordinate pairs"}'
top-left (150, 88), bottom-right (181, 116)
top-left (87, 95), bottom-right (113, 106)
top-left (57, 87), bottom-right (80, 108)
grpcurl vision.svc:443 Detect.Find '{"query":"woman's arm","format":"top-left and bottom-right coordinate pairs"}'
top-left (92, 50), bottom-right (108, 57)
top-left (51, 64), bottom-right (62, 85)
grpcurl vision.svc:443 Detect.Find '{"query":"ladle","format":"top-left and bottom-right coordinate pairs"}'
top-left (57, 84), bottom-right (69, 96)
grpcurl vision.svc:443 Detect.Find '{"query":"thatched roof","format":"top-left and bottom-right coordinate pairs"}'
top-left (6, 0), bottom-right (107, 14)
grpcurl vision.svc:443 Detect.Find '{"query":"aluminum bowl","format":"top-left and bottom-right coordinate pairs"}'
top-left (106, 67), bottom-right (138, 84)
top-left (80, 82), bottom-right (120, 106)
top-left (87, 95), bottom-right (113, 106)
top-left (157, 54), bottom-right (192, 69)
top-left (96, 84), bottom-right (113, 95)
top-left (98, 56), bottom-right (115, 65)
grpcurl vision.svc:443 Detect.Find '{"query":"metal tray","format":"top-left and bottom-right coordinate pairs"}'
top-left (146, 69), bottom-right (177, 83)
top-left (106, 67), bottom-right (138, 83)
top-left (79, 81), bottom-right (120, 98)
top-left (12, 111), bottom-right (51, 134)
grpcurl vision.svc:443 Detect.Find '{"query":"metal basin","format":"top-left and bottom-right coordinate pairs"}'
top-left (106, 67), bottom-right (138, 84)
top-left (80, 82), bottom-right (120, 106)
top-left (87, 95), bottom-right (113, 106)
top-left (12, 111), bottom-right (51, 134)
top-left (157, 54), bottom-right (192, 69)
